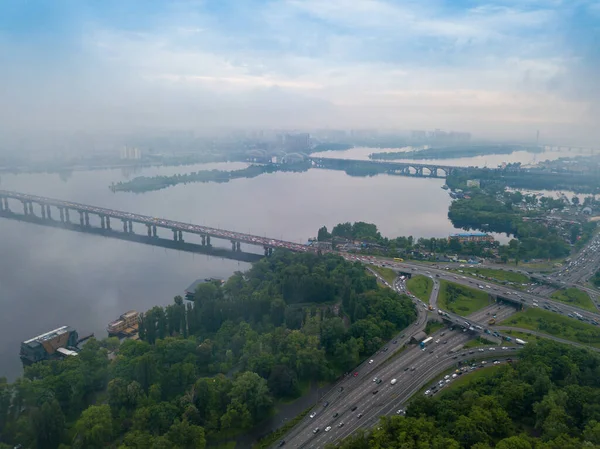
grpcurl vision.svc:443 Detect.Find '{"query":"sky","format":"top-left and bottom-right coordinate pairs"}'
top-left (0, 0), bottom-right (599, 144)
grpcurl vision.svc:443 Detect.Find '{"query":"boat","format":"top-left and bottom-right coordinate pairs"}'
top-left (441, 184), bottom-right (449, 190)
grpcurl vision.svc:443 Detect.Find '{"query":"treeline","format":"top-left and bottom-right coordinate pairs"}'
top-left (110, 162), bottom-right (311, 193)
top-left (370, 144), bottom-right (536, 161)
top-left (332, 340), bottom-right (600, 449)
top-left (318, 221), bottom-right (498, 259)
top-left (448, 190), bottom-right (596, 261)
top-left (0, 252), bottom-right (416, 449)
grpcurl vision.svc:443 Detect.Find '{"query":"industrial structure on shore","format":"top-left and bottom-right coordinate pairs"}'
top-left (107, 310), bottom-right (140, 338)
top-left (20, 326), bottom-right (80, 366)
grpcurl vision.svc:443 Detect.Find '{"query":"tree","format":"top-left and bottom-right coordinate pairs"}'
top-left (30, 399), bottom-right (65, 449)
top-left (229, 372), bottom-right (273, 424)
top-left (166, 419), bottom-right (206, 449)
top-left (317, 226), bottom-right (330, 241)
top-left (73, 405), bottom-right (113, 449)
top-left (572, 196), bottom-right (580, 206)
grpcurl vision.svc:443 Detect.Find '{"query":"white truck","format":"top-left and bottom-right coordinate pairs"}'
top-left (515, 338), bottom-right (527, 345)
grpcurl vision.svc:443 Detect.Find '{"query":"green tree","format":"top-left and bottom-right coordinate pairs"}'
top-left (73, 405), bottom-right (113, 449)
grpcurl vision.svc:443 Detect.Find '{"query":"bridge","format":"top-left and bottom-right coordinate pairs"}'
top-left (0, 190), bottom-right (315, 258)
top-left (310, 157), bottom-right (462, 178)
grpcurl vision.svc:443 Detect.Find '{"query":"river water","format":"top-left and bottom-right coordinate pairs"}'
top-left (0, 149), bottom-right (556, 380)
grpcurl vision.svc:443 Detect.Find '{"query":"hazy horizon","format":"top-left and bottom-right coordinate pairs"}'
top-left (1, 0), bottom-right (599, 147)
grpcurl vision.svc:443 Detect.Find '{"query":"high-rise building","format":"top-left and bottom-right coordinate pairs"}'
top-left (120, 146), bottom-right (142, 160)
top-left (284, 133), bottom-right (310, 152)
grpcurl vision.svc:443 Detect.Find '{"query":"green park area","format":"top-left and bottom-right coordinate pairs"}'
top-left (406, 275), bottom-right (433, 302)
top-left (438, 280), bottom-right (491, 315)
top-left (371, 265), bottom-right (398, 285)
top-left (550, 287), bottom-right (596, 312)
top-left (460, 267), bottom-right (531, 285)
top-left (500, 308), bottom-right (600, 347)
top-left (441, 364), bottom-right (505, 394)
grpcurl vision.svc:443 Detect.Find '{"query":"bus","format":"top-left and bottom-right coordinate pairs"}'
top-left (393, 258), bottom-right (404, 262)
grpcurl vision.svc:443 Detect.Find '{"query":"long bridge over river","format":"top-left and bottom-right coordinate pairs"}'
top-left (0, 190), bottom-right (316, 261)
top-left (310, 157), bottom-right (462, 178)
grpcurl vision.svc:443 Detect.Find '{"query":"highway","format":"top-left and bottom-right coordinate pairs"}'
top-left (363, 257), bottom-right (600, 327)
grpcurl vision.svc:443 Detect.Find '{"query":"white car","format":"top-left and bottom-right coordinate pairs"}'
top-left (478, 348), bottom-right (484, 352)
top-left (502, 347), bottom-right (508, 350)
top-left (425, 390), bottom-right (431, 395)
top-left (489, 347), bottom-right (496, 351)
top-left (369, 359), bottom-right (374, 364)
top-left (325, 426), bottom-right (331, 432)
top-left (310, 412), bottom-right (316, 418)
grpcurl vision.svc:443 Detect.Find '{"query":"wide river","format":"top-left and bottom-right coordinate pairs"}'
top-left (0, 149), bottom-right (565, 380)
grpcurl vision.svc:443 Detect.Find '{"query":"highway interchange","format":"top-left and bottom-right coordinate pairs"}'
top-left (275, 232), bottom-right (600, 448)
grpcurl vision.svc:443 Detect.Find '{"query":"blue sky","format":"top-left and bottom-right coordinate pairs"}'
top-left (0, 0), bottom-right (598, 141)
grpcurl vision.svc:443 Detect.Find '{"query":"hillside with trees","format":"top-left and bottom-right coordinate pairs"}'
top-left (0, 252), bottom-right (416, 449)
top-left (332, 340), bottom-right (600, 449)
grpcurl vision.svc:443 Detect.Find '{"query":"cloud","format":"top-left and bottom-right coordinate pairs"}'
top-left (0, 0), bottom-right (598, 144)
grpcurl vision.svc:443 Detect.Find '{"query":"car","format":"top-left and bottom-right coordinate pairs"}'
top-left (478, 348), bottom-right (484, 352)
top-left (333, 412), bottom-right (339, 418)
top-left (443, 340), bottom-right (448, 344)
top-left (357, 413), bottom-right (363, 418)
top-left (429, 350), bottom-right (434, 354)
top-left (435, 339), bottom-right (440, 344)
top-left (444, 375), bottom-right (450, 380)
top-left (396, 409), bottom-right (405, 415)
top-left (338, 422), bottom-right (344, 428)
top-left (278, 440), bottom-right (286, 447)
top-left (383, 347), bottom-right (389, 352)
top-left (425, 390), bottom-right (431, 395)
top-left (353, 372), bottom-right (358, 377)
top-left (373, 390), bottom-right (379, 395)
top-left (393, 340), bottom-right (398, 344)
top-left (410, 367), bottom-right (416, 371)
top-left (351, 406), bottom-right (357, 411)
top-left (310, 412), bottom-right (316, 418)
top-left (369, 359), bottom-right (374, 364)
top-left (404, 367), bottom-right (409, 371)
top-left (373, 377), bottom-right (378, 382)
top-left (325, 426), bottom-right (331, 432)
top-left (313, 428), bottom-right (319, 434)
top-left (323, 401), bottom-right (329, 407)
top-left (489, 347), bottom-right (496, 351)
top-left (376, 379), bottom-right (382, 384)
top-left (502, 346), bottom-right (508, 350)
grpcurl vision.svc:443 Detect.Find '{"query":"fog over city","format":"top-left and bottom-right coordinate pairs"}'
top-left (0, 0), bottom-right (599, 147)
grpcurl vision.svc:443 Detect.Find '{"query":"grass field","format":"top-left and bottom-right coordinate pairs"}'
top-left (438, 280), bottom-right (491, 315)
top-left (500, 308), bottom-right (600, 347)
top-left (551, 287), bottom-right (596, 312)
top-left (406, 275), bottom-right (433, 302)
top-left (371, 266), bottom-right (397, 285)
top-left (502, 329), bottom-right (547, 344)
top-left (441, 364), bottom-right (504, 394)
top-left (252, 407), bottom-right (311, 449)
top-left (459, 267), bottom-right (531, 285)
top-left (425, 320), bottom-right (445, 335)
top-left (463, 336), bottom-right (496, 348)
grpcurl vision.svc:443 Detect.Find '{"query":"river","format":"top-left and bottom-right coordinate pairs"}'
top-left (0, 153), bottom-right (533, 380)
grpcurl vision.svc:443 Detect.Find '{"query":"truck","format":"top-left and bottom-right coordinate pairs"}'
top-left (515, 338), bottom-right (527, 345)
top-left (488, 318), bottom-right (496, 325)
top-left (420, 337), bottom-right (433, 349)
top-left (394, 258), bottom-right (404, 262)
top-left (428, 305), bottom-right (434, 311)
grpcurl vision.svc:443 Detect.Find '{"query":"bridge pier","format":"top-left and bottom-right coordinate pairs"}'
top-left (46, 204), bottom-right (52, 219)
top-left (206, 235), bottom-right (210, 246)
top-left (147, 224), bottom-right (152, 237)
top-left (231, 240), bottom-right (237, 251)
top-left (65, 208), bottom-right (70, 223)
top-left (100, 215), bottom-right (106, 229)
top-left (79, 211), bottom-right (84, 227)
top-left (128, 220), bottom-right (133, 233)
top-left (41, 203), bottom-right (46, 219)
top-left (152, 225), bottom-right (157, 237)
top-left (122, 220), bottom-right (127, 233)
top-left (59, 207), bottom-right (64, 222)
top-left (84, 212), bottom-right (90, 227)
top-left (28, 202), bottom-right (33, 215)
top-left (178, 230), bottom-right (183, 242)
top-left (173, 229), bottom-right (178, 241)
top-left (237, 241), bottom-right (241, 252)
top-left (2, 197), bottom-right (8, 211)
top-left (264, 246), bottom-right (273, 256)
top-left (0, 197), bottom-right (4, 212)
top-left (201, 235), bottom-right (206, 246)
top-left (105, 216), bottom-right (110, 230)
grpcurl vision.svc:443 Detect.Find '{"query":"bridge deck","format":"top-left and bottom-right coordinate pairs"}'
top-left (0, 190), bottom-right (311, 251)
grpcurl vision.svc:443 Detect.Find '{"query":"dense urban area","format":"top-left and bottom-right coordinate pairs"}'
top-left (1, 127), bottom-right (600, 449)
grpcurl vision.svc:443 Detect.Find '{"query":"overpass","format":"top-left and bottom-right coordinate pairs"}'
top-left (0, 190), bottom-right (314, 257)
top-left (310, 157), bottom-right (463, 178)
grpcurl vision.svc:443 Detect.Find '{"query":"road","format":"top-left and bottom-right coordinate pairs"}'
top-left (282, 338), bottom-right (522, 448)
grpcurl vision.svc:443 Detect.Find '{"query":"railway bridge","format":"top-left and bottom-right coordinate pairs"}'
top-left (310, 157), bottom-right (462, 178)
